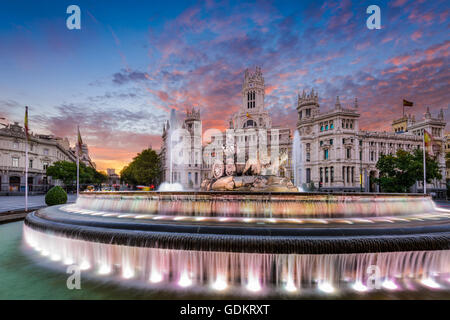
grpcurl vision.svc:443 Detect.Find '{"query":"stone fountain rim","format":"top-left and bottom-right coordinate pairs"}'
top-left (24, 207), bottom-right (450, 255)
top-left (79, 191), bottom-right (433, 198)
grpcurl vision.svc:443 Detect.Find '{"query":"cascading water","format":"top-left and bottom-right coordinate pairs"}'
top-left (23, 225), bottom-right (450, 295)
top-left (22, 192), bottom-right (450, 297)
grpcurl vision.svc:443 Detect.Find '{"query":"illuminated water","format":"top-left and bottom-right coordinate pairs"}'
top-left (0, 221), bottom-right (183, 299)
top-left (1, 221), bottom-right (449, 299)
top-left (19, 192), bottom-right (450, 297)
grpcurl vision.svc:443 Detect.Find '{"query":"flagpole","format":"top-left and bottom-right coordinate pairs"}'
top-left (423, 131), bottom-right (426, 194)
top-left (25, 130), bottom-right (28, 211)
top-left (77, 145), bottom-right (80, 198)
top-left (25, 106), bottom-right (28, 211)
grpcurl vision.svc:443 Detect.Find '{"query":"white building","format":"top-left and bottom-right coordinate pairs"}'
top-left (0, 121), bottom-right (94, 194)
top-left (160, 67), bottom-right (292, 189)
top-left (296, 91), bottom-right (447, 198)
top-left (160, 68), bottom-right (447, 198)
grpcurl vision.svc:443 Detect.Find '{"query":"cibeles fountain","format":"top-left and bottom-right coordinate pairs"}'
top-left (23, 127), bottom-right (450, 297)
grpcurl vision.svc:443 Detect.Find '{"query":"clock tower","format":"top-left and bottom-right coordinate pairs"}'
top-left (232, 67), bottom-right (272, 129)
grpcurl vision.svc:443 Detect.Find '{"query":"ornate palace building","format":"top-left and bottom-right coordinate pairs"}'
top-left (296, 91), bottom-right (447, 198)
top-left (161, 68), bottom-right (292, 189)
top-left (0, 121), bottom-right (94, 194)
top-left (161, 67), bottom-right (447, 198)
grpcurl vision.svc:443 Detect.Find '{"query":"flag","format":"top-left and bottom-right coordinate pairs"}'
top-left (424, 129), bottom-right (434, 156)
top-left (77, 126), bottom-right (83, 156)
top-left (24, 106), bottom-right (29, 139)
top-left (403, 99), bottom-right (413, 107)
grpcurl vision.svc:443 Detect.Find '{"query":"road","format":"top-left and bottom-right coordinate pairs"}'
top-left (0, 194), bottom-right (77, 213)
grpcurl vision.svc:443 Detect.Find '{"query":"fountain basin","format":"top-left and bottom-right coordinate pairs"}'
top-left (22, 192), bottom-right (450, 296)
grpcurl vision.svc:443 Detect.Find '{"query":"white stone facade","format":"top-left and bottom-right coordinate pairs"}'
top-left (161, 68), bottom-right (292, 190)
top-left (296, 91), bottom-right (447, 198)
top-left (160, 68), bottom-right (447, 197)
top-left (0, 122), bottom-right (79, 193)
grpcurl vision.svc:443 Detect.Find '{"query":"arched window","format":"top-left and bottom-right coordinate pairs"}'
top-left (244, 120), bottom-right (255, 128)
top-left (248, 90), bottom-right (256, 108)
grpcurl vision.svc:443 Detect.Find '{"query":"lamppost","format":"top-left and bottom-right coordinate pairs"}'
top-left (359, 133), bottom-right (368, 192)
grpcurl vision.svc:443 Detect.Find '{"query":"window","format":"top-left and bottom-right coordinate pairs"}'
top-left (29, 159), bottom-right (33, 169)
top-left (306, 168), bottom-right (311, 183)
top-left (320, 141), bottom-right (323, 146)
top-left (320, 168), bottom-right (323, 183)
top-left (346, 148), bottom-right (351, 159)
top-left (13, 142), bottom-right (19, 149)
top-left (331, 167), bottom-right (334, 183)
top-left (44, 148), bottom-right (49, 155)
top-left (195, 172), bottom-right (198, 185)
top-left (359, 140), bottom-right (362, 146)
top-left (359, 151), bottom-right (362, 161)
top-left (244, 120), bottom-right (255, 128)
top-left (12, 157), bottom-right (19, 167)
top-left (43, 162), bottom-right (49, 170)
top-left (247, 91), bottom-right (256, 109)
top-left (325, 167), bottom-right (329, 183)
top-left (329, 139), bottom-right (333, 145)
top-left (320, 125), bottom-right (324, 132)
top-left (370, 151), bottom-right (374, 161)
top-left (324, 149), bottom-right (329, 160)
top-left (325, 124), bottom-right (328, 130)
top-left (330, 122), bottom-right (334, 129)
top-left (306, 152), bottom-right (310, 162)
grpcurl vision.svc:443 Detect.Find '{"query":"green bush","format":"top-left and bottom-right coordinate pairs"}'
top-left (45, 186), bottom-right (68, 206)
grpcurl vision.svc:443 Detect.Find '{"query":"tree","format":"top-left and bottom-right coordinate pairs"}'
top-left (446, 152), bottom-right (450, 198)
top-left (376, 149), bottom-right (442, 193)
top-left (120, 148), bottom-right (161, 188)
top-left (46, 161), bottom-right (107, 189)
top-left (46, 161), bottom-right (77, 187)
top-left (446, 152), bottom-right (450, 172)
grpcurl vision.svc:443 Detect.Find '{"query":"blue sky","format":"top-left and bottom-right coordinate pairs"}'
top-left (0, 0), bottom-right (448, 170)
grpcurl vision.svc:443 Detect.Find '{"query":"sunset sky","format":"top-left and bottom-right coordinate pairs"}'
top-left (0, 0), bottom-right (448, 172)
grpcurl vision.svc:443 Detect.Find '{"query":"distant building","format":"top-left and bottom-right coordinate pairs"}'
top-left (0, 122), bottom-right (76, 194)
top-left (71, 143), bottom-right (96, 169)
top-left (106, 168), bottom-right (120, 186)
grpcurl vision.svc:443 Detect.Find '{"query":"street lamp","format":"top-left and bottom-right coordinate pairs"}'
top-left (359, 134), bottom-right (367, 192)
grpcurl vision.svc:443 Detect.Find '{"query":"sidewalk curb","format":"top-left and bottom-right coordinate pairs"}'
top-left (0, 201), bottom-right (75, 224)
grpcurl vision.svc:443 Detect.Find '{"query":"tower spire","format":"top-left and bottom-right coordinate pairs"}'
top-left (335, 96), bottom-right (341, 110)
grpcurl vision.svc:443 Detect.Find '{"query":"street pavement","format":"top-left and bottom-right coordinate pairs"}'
top-left (0, 194), bottom-right (77, 213)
